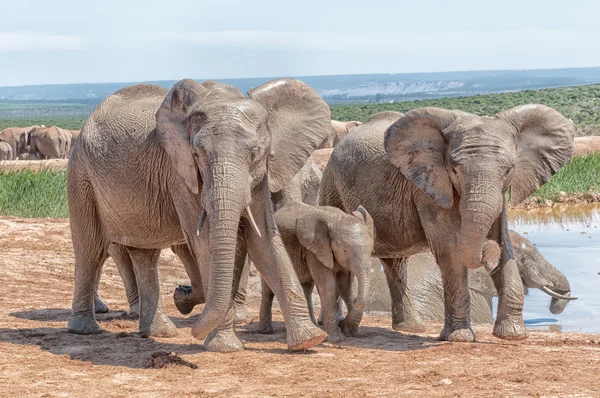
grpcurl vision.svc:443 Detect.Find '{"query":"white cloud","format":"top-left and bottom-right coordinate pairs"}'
top-left (0, 32), bottom-right (86, 51)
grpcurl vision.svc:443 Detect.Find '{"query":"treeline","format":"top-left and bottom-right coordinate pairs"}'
top-left (332, 84), bottom-right (600, 136)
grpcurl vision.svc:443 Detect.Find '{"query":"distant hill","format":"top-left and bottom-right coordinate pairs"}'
top-left (2, 67), bottom-right (600, 104)
top-left (332, 83), bottom-right (600, 136)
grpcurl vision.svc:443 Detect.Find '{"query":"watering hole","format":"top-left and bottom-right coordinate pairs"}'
top-left (506, 204), bottom-right (600, 333)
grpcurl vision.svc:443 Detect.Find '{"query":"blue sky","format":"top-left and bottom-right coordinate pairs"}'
top-left (1, 0), bottom-right (600, 86)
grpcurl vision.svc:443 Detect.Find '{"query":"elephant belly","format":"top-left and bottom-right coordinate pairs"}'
top-left (93, 183), bottom-right (186, 249)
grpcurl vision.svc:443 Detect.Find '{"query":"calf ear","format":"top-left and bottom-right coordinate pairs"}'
top-left (296, 214), bottom-right (334, 269)
top-left (352, 205), bottom-right (375, 239)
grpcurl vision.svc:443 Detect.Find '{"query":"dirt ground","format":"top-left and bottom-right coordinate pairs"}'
top-left (1, 218), bottom-right (600, 398)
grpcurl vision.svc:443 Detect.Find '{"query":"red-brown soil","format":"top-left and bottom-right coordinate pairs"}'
top-left (1, 217), bottom-right (599, 397)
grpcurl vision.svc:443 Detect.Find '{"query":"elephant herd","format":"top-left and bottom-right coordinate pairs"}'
top-left (63, 78), bottom-right (576, 353)
top-left (0, 125), bottom-right (79, 160)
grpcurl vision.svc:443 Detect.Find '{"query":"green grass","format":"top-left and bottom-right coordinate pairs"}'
top-left (0, 170), bottom-right (68, 218)
top-left (1, 155), bottom-right (598, 218)
top-left (0, 117), bottom-right (87, 131)
top-left (531, 154), bottom-right (600, 200)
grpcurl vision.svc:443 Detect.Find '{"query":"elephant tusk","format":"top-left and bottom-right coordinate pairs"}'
top-left (196, 209), bottom-right (207, 236)
top-left (540, 286), bottom-right (578, 301)
top-left (245, 206), bottom-right (262, 238)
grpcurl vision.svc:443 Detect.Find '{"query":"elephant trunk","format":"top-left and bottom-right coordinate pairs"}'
top-left (191, 163), bottom-right (248, 341)
top-left (351, 257), bottom-right (371, 312)
top-left (459, 178), bottom-right (503, 270)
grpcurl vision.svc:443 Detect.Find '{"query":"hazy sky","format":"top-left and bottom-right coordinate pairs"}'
top-left (2, 0), bottom-right (600, 86)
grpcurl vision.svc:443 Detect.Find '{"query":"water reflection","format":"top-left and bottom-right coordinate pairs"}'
top-left (506, 204), bottom-right (600, 334)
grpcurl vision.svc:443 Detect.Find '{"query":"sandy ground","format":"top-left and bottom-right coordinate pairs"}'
top-left (1, 217), bottom-right (600, 398)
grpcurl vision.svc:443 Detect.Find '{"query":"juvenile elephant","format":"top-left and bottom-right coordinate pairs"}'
top-left (318, 120), bottom-right (362, 149)
top-left (67, 79), bottom-right (330, 352)
top-left (0, 141), bottom-right (13, 160)
top-left (22, 126), bottom-right (71, 159)
top-left (373, 230), bottom-right (576, 325)
top-left (257, 202), bottom-right (374, 343)
top-left (319, 108), bottom-right (574, 342)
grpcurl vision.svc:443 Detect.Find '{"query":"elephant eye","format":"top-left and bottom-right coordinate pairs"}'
top-left (250, 147), bottom-right (259, 161)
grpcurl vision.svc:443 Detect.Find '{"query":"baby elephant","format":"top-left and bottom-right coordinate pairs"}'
top-left (258, 202), bottom-right (374, 343)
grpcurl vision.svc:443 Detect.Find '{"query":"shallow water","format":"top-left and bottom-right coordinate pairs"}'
top-left (501, 204), bottom-right (600, 334)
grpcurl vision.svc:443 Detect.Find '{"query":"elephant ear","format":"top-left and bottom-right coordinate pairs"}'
top-left (296, 212), bottom-right (334, 269)
top-left (496, 105), bottom-right (575, 205)
top-left (352, 205), bottom-right (375, 239)
top-left (248, 79), bottom-right (331, 192)
top-left (383, 108), bottom-right (464, 209)
top-left (156, 79), bottom-right (210, 195)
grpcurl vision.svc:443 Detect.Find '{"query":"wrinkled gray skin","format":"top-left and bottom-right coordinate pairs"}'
top-left (319, 108), bottom-right (574, 342)
top-left (0, 141), bottom-right (13, 160)
top-left (318, 120), bottom-right (362, 149)
top-left (257, 199), bottom-right (374, 343)
top-left (67, 79), bottom-right (331, 352)
top-left (171, 156), bottom-right (324, 319)
top-left (0, 125), bottom-right (41, 158)
top-left (403, 230), bottom-right (574, 324)
top-left (22, 126), bottom-right (71, 159)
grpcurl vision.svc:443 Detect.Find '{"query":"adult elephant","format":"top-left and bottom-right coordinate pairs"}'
top-left (0, 125), bottom-right (42, 158)
top-left (319, 108), bottom-right (574, 342)
top-left (67, 79), bottom-right (330, 352)
top-left (318, 120), bottom-right (362, 149)
top-left (67, 129), bottom-right (80, 154)
top-left (22, 126), bottom-right (71, 159)
top-left (0, 141), bottom-right (13, 160)
top-left (366, 230), bottom-right (576, 324)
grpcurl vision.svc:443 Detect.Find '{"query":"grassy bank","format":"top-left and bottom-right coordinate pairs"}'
top-left (2, 154), bottom-right (599, 218)
top-left (0, 170), bottom-right (68, 218)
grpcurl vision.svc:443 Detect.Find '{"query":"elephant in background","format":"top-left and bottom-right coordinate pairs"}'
top-left (67, 129), bottom-right (80, 154)
top-left (21, 126), bottom-right (71, 159)
top-left (318, 120), bottom-right (362, 149)
top-left (0, 125), bottom-right (43, 159)
top-left (366, 230), bottom-right (576, 324)
top-left (319, 108), bottom-right (574, 342)
top-left (0, 141), bottom-right (13, 160)
top-left (67, 78), bottom-right (330, 352)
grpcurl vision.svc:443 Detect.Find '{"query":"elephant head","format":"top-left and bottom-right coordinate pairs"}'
top-left (508, 230), bottom-right (577, 314)
top-left (296, 205), bottom-right (375, 316)
top-left (155, 78), bottom-right (330, 339)
top-left (18, 126), bottom-right (37, 155)
top-left (384, 105), bottom-right (574, 270)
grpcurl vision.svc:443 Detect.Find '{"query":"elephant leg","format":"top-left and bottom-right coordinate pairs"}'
top-left (302, 282), bottom-right (317, 326)
top-left (68, 246), bottom-right (108, 334)
top-left (126, 247), bottom-right (177, 338)
top-left (317, 297), bottom-right (343, 326)
top-left (257, 277), bottom-right (276, 334)
top-left (244, 188), bottom-right (326, 350)
top-left (337, 271), bottom-right (362, 337)
top-left (108, 243), bottom-right (139, 317)
top-left (92, 263), bottom-right (109, 314)
top-left (233, 256), bottom-right (254, 325)
top-left (434, 249), bottom-right (474, 342)
top-left (311, 263), bottom-right (344, 343)
top-left (490, 205), bottom-right (527, 340)
top-left (172, 243), bottom-right (205, 315)
top-left (380, 257), bottom-right (426, 333)
top-left (203, 232), bottom-right (246, 352)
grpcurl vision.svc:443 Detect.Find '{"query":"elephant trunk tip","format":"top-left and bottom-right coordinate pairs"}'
top-left (460, 239), bottom-right (500, 270)
top-left (352, 297), bottom-right (366, 312)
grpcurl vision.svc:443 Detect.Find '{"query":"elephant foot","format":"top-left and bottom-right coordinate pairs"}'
top-left (94, 296), bottom-right (109, 314)
top-left (140, 311), bottom-right (178, 338)
top-left (326, 328), bottom-right (345, 344)
top-left (128, 301), bottom-right (140, 319)
top-left (439, 325), bottom-right (476, 342)
top-left (287, 322), bottom-right (327, 351)
top-left (317, 312), bottom-right (345, 327)
top-left (392, 319), bottom-right (427, 334)
top-left (341, 322), bottom-right (359, 337)
top-left (204, 329), bottom-right (244, 353)
top-left (173, 285), bottom-right (203, 315)
top-left (234, 305), bottom-right (254, 325)
top-left (68, 313), bottom-right (101, 335)
top-left (257, 321), bottom-right (274, 335)
top-left (493, 317), bottom-right (528, 341)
